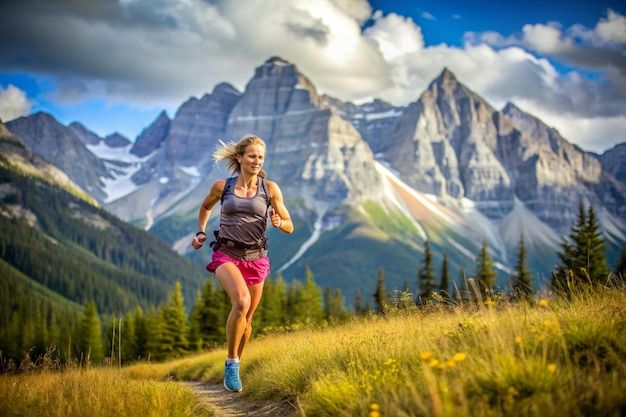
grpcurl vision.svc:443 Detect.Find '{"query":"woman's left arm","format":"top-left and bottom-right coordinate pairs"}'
top-left (268, 180), bottom-right (294, 234)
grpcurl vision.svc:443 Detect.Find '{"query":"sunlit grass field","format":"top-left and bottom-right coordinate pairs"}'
top-left (0, 366), bottom-right (211, 417)
top-left (3, 284), bottom-right (625, 416)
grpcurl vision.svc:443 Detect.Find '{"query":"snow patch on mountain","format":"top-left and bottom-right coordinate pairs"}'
top-left (365, 109), bottom-right (403, 121)
top-left (87, 141), bottom-right (154, 203)
top-left (100, 162), bottom-right (142, 204)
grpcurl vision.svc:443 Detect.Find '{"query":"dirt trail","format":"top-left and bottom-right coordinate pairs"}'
top-left (186, 381), bottom-right (300, 417)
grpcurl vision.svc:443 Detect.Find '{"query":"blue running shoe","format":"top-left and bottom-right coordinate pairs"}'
top-left (224, 361), bottom-right (242, 392)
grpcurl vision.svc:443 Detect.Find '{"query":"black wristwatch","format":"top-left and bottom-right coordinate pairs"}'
top-left (196, 231), bottom-right (207, 237)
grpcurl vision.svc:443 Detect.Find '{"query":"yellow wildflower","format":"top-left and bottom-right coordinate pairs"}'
top-left (547, 364), bottom-right (557, 373)
top-left (384, 358), bottom-right (396, 366)
top-left (370, 403), bottom-right (380, 417)
top-left (428, 359), bottom-right (440, 368)
top-left (420, 351), bottom-right (433, 361)
top-left (515, 336), bottom-right (522, 344)
top-left (452, 352), bottom-right (467, 362)
top-left (539, 299), bottom-right (549, 308)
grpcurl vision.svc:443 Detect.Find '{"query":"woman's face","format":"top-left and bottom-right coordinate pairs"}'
top-left (237, 143), bottom-right (265, 175)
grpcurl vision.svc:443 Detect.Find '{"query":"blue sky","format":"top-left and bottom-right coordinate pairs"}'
top-left (0, 0), bottom-right (625, 153)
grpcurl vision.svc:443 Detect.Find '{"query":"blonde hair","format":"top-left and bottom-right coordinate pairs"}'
top-left (212, 134), bottom-right (267, 178)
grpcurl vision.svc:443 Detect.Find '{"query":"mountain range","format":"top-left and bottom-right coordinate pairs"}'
top-left (4, 56), bottom-right (626, 302)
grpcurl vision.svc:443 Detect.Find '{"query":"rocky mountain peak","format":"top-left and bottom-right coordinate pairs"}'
top-left (104, 133), bottom-right (131, 148)
top-left (131, 111), bottom-right (171, 157)
top-left (433, 67), bottom-right (458, 86)
top-left (68, 122), bottom-right (101, 146)
top-left (598, 142), bottom-right (626, 183)
top-left (222, 57), bottom-right (383, 207)
top-left (212, 82), bottom-right (241, 97)
top-left (502, 101), bottom-right (521, 114)
top-left (6, 112), bottom-right (110, 201)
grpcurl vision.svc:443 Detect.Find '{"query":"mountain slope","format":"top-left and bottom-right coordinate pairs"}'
top-left (0, 129), bottom-right (206, 314)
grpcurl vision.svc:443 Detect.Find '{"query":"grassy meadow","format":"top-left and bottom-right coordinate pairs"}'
top-left (2, 283), bottom-right (626, 417)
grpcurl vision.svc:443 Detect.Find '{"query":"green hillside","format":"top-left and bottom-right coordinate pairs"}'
top-left (0, 165), bottom-right (206, 312)
top-left (0, 163), bottom-right (207, 362)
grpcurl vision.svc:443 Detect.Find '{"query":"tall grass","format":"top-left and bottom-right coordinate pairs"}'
top-left (145, 284), bottom-right (626, 416)
top-left (3, 284), bottom-right (625, 416)
top-left (0, 364), bottom-right (212, 417)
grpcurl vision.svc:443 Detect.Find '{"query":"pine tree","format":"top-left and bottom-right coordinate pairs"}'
top-left (585, 205), bottom-right (609, 282)
top-left (373, 268), bottom-right (387, 314)
top-left (258, 274), bottom-right (287, 329)
top-left (354, 288), bottom-right (363, 316)
top-left (417, 240), bottom-right (436, 302)
top-left (614, 248), bottom-right (626, 283)
top-left (77, 301), bottom-right (103, 365)
top-left (133, 306), bottom-right (148, 360)
top-left (439, 252), bottom-right (450, 297)
top-left (121, 312), bottom-right (136, 363)
top-left (159, 281), bottom-right (189, 359)
top-left (194, 277), bottom-right (225, 346)
top-left (298, 267), bottom-right (324, 324)
top-left (475, 240), bottom-right (497, 298)
top-left (143, 307), bottom-right (163, 361)
top-left (323, 286), bottom-right (332, 321)
top-left (324, 286), bottom-right (346, 321)
top-left (553, 200), bottom-right (609, 289)
top-left (511, 233), bottom-right (533, 298)
top-left (187, 291), bottom-right (204, 351)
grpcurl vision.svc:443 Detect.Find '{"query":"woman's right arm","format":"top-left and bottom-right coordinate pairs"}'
top-left (192, 179), bottom-right (226, 249)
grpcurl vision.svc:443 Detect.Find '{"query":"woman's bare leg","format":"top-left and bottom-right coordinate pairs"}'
top-left (215, 262), bottom-right (250, 360)
top-left (237, 282), bottom-right (264, 359)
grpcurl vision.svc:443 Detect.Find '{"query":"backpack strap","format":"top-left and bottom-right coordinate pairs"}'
top-left (220, 176), bottom-right (237, 204)
top-left (259, 177), bottom-right (271, 207)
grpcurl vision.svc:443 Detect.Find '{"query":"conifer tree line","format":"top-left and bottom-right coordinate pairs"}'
top-left (0, 267), bottom-right (350, 367)
top-left (372, 199), bottom-right (625, 313)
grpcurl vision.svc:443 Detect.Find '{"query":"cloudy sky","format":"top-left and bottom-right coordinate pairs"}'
top-left (0, 0), bottom-right (624, 153)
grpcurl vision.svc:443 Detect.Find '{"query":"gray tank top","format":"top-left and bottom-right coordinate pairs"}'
top-left (219, 176), bottom-right (270, 249)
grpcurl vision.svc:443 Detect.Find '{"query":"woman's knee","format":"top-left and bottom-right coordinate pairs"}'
top-left (232, 293), bottom-right (251, 313)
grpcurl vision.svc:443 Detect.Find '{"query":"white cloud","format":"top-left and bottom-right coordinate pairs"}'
top-left (364, 12), bottom-right (424, 61)
top-left (0, 0), bottom-right (624, 152)
top-left (329, 0), bottom-right (372, 23)
top-left (596, 9), bottom-right (626, 44)
top-left (0, 85), bottom-right (32, 122)
top-left (522, 23), bottom-right (573, 54)
top-left (569, 9), bottom-right (626, 46)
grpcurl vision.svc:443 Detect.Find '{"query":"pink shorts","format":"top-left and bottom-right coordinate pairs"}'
top-left (206, 251), bottom-right (270, 286)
